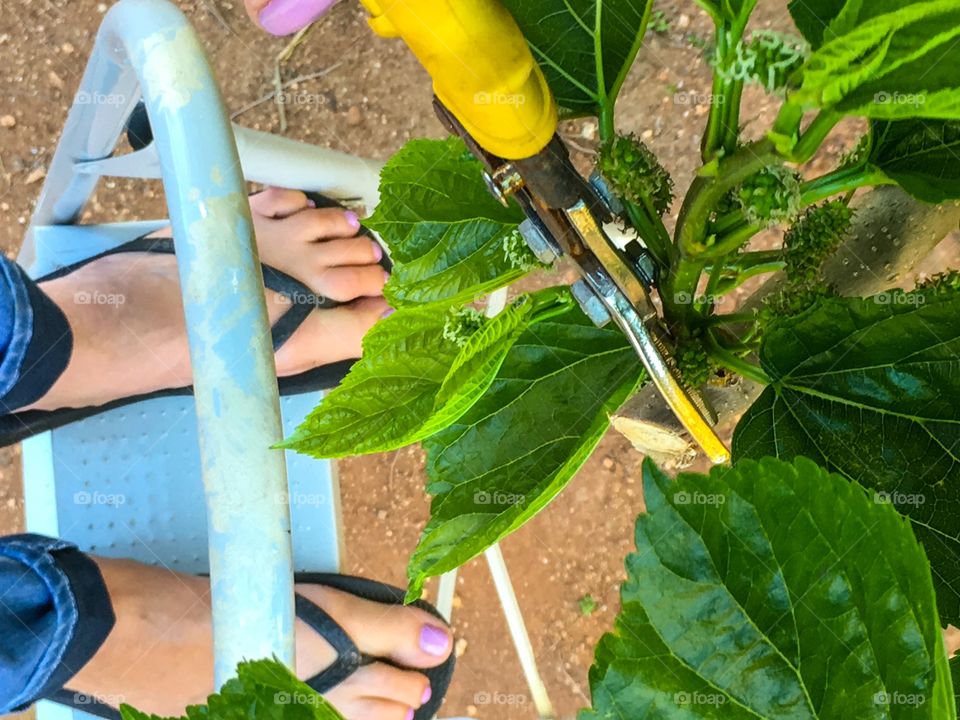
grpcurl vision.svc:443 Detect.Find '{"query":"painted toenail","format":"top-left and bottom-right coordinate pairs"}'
top-left (372, 241), bottom-right (383, 262)
top-left (421, 685), bottom-right (433, 704)
top-left (258, 0), bottom-right (337, 36)
top-left (419, 624), bottom-right (450, 656)
top-left (344, 211), bottom-right (361, 230)
top-left (306, 198), bottom-right (317, 208)
top-left (405, 709), bottom-right (414, 720)
top-left (381, 307), bottom-right (396, 319)
top-left (383, 270), bottom-right (392, 284)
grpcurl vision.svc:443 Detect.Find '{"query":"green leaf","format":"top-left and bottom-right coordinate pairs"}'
top-left (582, 457), bottom-right (955, 720)
top-left (788, 0), bottom-right (910, 49)
top-left (282, 292), bottom-right (567, 459)
top-left (790, 1), bottom-right (960, 121)
top-left (120, 659), bottom-right (343, 720)
top-left (692, 0), bottom-right (757, 26)
top-left (952, 657), bottom-right (960, 713)
top-left (406, 306), bottom-right (645, 600)
top-left (788, 0), bottom-right (843, 47)
top-left (869, 118), bottom-right (960, 203)
top-left (733, 288), bottom-right (960, 627)
top-left (501, 0), bottom-right (655, 116)
top-left (366, 138), bottom-right (532, 307)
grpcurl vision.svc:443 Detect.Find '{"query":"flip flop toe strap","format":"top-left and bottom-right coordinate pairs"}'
top-left (296, 593), bottom-right (368, 694)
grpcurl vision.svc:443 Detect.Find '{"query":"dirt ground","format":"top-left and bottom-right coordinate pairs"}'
top-left (1, 1), bottom-right (955, 719)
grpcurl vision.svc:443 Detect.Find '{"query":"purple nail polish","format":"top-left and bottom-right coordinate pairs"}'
top-left (419, 625), bottom-right (450, 656)
top-left (383, 269), bottom-right (391, 283)
top-left (372, 241), bottom-right (384, 262)
top-left (259, 0), bottom-right (338, 36)
top-left (381, 307), bottom-right (396, 319)
top-left (404, 709), bottom-right (414, 720)
top-left (306, 198), bottom-right (317, 208)
top-left (344, 210), bottom-right (361, 231)
top-left (421, 685), bottom-right (433, 704)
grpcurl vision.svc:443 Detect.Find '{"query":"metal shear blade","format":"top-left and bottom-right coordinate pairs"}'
top-left (433, 99), bottom-right (730, 464)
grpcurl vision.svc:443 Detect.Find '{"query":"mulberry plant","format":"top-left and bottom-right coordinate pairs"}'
top-left (275, 1), bottom-right (960, 718)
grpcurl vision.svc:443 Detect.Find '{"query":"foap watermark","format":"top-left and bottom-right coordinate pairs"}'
top-left (474, 91), bottom-right (527, 106)
top-left (74, 490), bottom-right (127, 507)
top-left (874, 91), bottom-right (926, 108)
top-left (673, 291), bottom-right (730, 307)
top-left (473, 490), bottom-right (526, 507)
top-left (73, 691), bottom-right (126, 707)
top-left (675, 691), bottom-right (727, 707)
top-left (275, 91), bottom-right (329, 107)
top-left (873, 291), bottom-right (925, 307)
top-left (75, 90), bottom-right (127, 106)
top-left (74, 290), bottom-right (126, 307)
top-left (274, 691), bottom-right (325, 707)
top-left (874, 490), bottom-right (926, 508)
top-left (673, 90), bottom-right (724, 107)
top-left (674, 491), bottom-right (726, 506)
top-left (473, 691), bottom-right (527, 706)
top-left (874, 691), bottom-right (926, 707)
top-left (280, 491), bottom-right (327, 508)
top-left (276, 290), bottom-right (327, 307)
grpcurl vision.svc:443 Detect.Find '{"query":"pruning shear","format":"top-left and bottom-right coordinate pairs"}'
top-left (358, 0), bottom-right (730, 464)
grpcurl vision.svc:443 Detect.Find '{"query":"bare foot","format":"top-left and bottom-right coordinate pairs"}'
top-left (25, 188), bottom-right (390, 412)
top-left (70, 557), bottom-right (453, 720)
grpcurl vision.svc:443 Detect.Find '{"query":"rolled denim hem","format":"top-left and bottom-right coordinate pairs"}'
top-left (1, 535), bottom-right (115, 713)
top-left (0, 259), bottom-right (73, 412)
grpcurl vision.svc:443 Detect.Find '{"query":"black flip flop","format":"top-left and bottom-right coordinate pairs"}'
top-left (49, 574), bottom-right (455, 720)
top-left (0, 193), bottom-right (389, 447)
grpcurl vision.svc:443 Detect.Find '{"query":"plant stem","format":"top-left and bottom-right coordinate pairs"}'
top-left (663, 258), bottom-right (706, 325)
top-left (787, 110), bottom-right (843, 163)
top-left (625, 199), bottom-right (672, 269)
top-left (676, 139), bottom-right (776, 257)
top-left (721, 79), bottom-right (744, 155)
top-left (704, 222), bottom-right (762, 260)
top-left (800, 164), bottom-right (894, 205)
top-left (712, 254), bottom-right (786, 295)
top-left (705, 310), bottom-right (759, 326)
top-left (705, 328), bottom-right (770, 384)
top-left (599, 104), bottom-right (616, 143)
top-left (703, 17), bottom-right (750, 161)
top-left (664, 140), bottom-right (776, 324)
top-left (702, 28), bottom-right (730, 161)
top-left (705, 164), bottom-right (894, 252)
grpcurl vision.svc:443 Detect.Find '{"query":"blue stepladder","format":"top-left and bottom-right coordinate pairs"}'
top-left (20, 1), bottom-right (557, 718)
top-left (21, 0), bottom-right (381, 716)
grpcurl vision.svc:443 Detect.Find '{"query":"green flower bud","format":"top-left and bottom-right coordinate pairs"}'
top-left (723, 30), bottom-right (808, 93)
top-left (675, 333), bottom-right (716, 388)
top-left (501, 227), bottom-right (539, 271)
top-left (737, 165), bottom-right (803, 229)
top-left (442, 307), bottom-right (485, 347)
top-left (598, 134), bottom-right (675, 216)
top-left (759, 285), bottom-right (833, 328)
top-left (783, 201), bottom-right (853, 286)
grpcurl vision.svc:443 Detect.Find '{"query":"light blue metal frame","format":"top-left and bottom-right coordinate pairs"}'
top-left (27, 0), bottom-right (297, 681)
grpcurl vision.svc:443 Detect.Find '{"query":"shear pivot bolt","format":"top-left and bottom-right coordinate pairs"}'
top-left (519, 219), bottom-right (559, 264)
top-left (484, 164), bottom-right (524, 206)
top-left (571, 280), bottom-right (611, 327)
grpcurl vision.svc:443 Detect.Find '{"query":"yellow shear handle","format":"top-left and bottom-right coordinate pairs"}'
top-left (359, 0), bottom-right (557, 160)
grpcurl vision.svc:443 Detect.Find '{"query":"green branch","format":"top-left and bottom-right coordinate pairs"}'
top-left (705, 328), bottom-right (770, 384)
top-left (662, 140), bottom-right (776, 324)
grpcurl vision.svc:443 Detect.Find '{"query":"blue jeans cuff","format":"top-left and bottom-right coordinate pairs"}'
top-left (0, 534), bottom-right (115, 713)
top-left (0, 259), bottom-right (73, 412)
